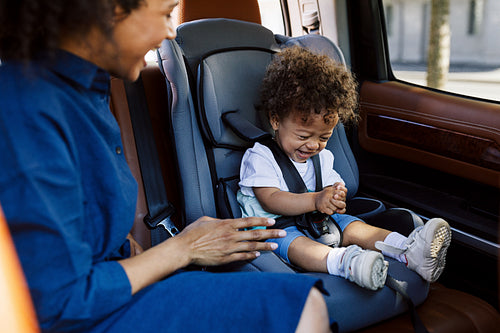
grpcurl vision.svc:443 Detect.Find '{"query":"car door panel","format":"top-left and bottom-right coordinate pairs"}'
top-left (359, 80), bottom-right (500, 188)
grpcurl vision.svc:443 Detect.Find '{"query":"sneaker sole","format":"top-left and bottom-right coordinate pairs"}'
top-left (371, 257), bottom-right (389, 289)
top-left (426, 219), bottom-right (452, 282)
top-left (356, 251), bottom-right (388, 290)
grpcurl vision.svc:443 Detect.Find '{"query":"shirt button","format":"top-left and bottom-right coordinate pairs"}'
top-left (115, 146), bottom-right (122, 154)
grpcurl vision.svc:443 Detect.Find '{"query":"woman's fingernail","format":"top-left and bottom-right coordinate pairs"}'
top-left (270, 243), bottom-right (278, 250)
top-left (267, 218), bottom-right (276, 225)
top-left (278, 230), bottom-right (286, 237)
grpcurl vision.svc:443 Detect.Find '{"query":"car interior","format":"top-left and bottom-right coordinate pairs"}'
top-left (2, 0), bottom-right (499, 332)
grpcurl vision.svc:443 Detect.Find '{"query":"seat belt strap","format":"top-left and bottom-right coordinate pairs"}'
top-left (124, 77), bottom-right (179, 245)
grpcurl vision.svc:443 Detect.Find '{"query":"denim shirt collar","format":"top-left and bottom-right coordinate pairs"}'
top-left (46, 49), bottom-right (111, 95)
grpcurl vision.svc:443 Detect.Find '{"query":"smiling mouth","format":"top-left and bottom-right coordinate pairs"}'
top-left (297, 150), bottom-right (316, 159)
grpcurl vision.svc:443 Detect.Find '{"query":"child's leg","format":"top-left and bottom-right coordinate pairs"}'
top-left (342, 220), bottom-right (408, 262)
top-left (287, 235), bottom-right (388, 290)
top-left (287, 236), bottom-right (332, 272)
top-left (341, 220), bottom-right (391, 250)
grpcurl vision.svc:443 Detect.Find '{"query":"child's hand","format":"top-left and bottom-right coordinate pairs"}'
top-left (314, 187), bottom-right (347, 215)
top-left (332, 182), bottom-right (347, 202)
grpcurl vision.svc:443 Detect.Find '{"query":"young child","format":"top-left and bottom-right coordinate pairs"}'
top-left (237, 46), bottom-right (452, 290)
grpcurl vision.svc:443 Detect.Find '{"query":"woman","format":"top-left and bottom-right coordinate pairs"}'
top-left (0, 0), bottom-right (330, 332)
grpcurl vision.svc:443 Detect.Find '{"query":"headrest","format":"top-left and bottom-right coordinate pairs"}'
top-left (197, 47), bottom-right (275, 149)
top-left (276, 34), bottom-right (346, 66)
top-left (178, 0), bottom-right (261, 24)
top-left (175, 18), bottom-right (279, 75)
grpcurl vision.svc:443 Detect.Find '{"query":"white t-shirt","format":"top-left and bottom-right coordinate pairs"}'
top-left (238, 142), bottom-right (344, 197)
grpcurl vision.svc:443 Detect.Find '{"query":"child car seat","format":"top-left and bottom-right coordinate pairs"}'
top-left (158, 18), bottom-right (428, 332)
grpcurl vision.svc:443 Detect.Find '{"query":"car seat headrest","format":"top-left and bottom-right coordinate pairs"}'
top-left (197, 47), bottom-right (275, 148)
top-left (276, 34), bottom-right (346, 66)
top-left (176, 18), bottom-right (279, 75)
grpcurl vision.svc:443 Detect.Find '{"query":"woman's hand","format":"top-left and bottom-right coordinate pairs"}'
top-left (176, 216), bottom-right (285, 266)
top-left (119, 216), bottom-right (285, 295)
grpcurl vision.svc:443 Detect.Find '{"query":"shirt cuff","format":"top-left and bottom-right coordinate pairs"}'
top-left (88, 260), bottom-right (132, 318)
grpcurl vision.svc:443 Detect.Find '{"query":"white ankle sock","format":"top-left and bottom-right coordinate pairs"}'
top-left (326, 247), bottom-right (348, 276)
top-left (382, 232), bottom-right (408, 263)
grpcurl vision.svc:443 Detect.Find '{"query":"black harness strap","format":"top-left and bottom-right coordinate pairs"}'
top-left (262, 139), bottom-right (319, 228)
top-left (312, 154), bottom-right (323, 194)
top-left (267, 138), bottom-right (314, 190)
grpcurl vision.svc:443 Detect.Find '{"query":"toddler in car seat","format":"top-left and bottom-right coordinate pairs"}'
top-left (237, 46), bottom-right (452, 290)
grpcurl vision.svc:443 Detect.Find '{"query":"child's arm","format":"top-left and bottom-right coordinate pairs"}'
top-left (254, 186), bottom-right (346, 216)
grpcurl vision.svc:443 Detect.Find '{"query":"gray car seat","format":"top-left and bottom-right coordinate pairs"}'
top-left (158, 18), bottom-right (428, 332)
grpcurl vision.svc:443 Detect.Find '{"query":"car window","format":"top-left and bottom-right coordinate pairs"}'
top-left (383, 0), bottom-right (500, 102)
top-left (258, 0), bottom-right (285, 34)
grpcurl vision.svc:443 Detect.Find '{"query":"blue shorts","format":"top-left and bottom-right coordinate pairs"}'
top-left (268, 213), bottom-right (363, 263)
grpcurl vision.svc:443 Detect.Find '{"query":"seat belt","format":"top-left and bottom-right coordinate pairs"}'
top-left (124, 77), bottom-right (179, 246)
top-left (385, 276), bottom-right (429, 333)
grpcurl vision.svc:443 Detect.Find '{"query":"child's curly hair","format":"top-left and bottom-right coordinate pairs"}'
top-left (260, 46), bottom-right (358, 124)
top-left (0, 0), bottom-right (144, 61)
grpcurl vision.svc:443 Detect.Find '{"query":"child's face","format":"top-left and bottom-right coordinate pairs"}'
top-left (271, 110), bottom-right (338, 163)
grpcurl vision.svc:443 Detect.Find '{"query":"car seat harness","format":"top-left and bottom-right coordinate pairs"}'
top-left (261, 138), bottom-right (343, 248)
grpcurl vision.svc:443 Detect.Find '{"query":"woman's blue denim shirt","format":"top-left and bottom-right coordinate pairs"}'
top-left (0, 51), bottom-right (137, 331)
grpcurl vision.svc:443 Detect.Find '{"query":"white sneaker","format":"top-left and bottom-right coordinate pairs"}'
top-left (376, 218), bottom-right (452, 282)
top-left (338, 245), bottom-right (388, 290)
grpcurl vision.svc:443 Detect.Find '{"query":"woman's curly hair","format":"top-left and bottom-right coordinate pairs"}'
top-left (0, 0), bottom-right (144, 61)
top-left (260, 46), bottom-right (358, 125)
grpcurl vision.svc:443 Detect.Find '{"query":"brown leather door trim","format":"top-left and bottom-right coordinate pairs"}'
top-left (366, 114), bottom-right (500, 171)
top-left (359, 81), bottom-right (500, 188)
